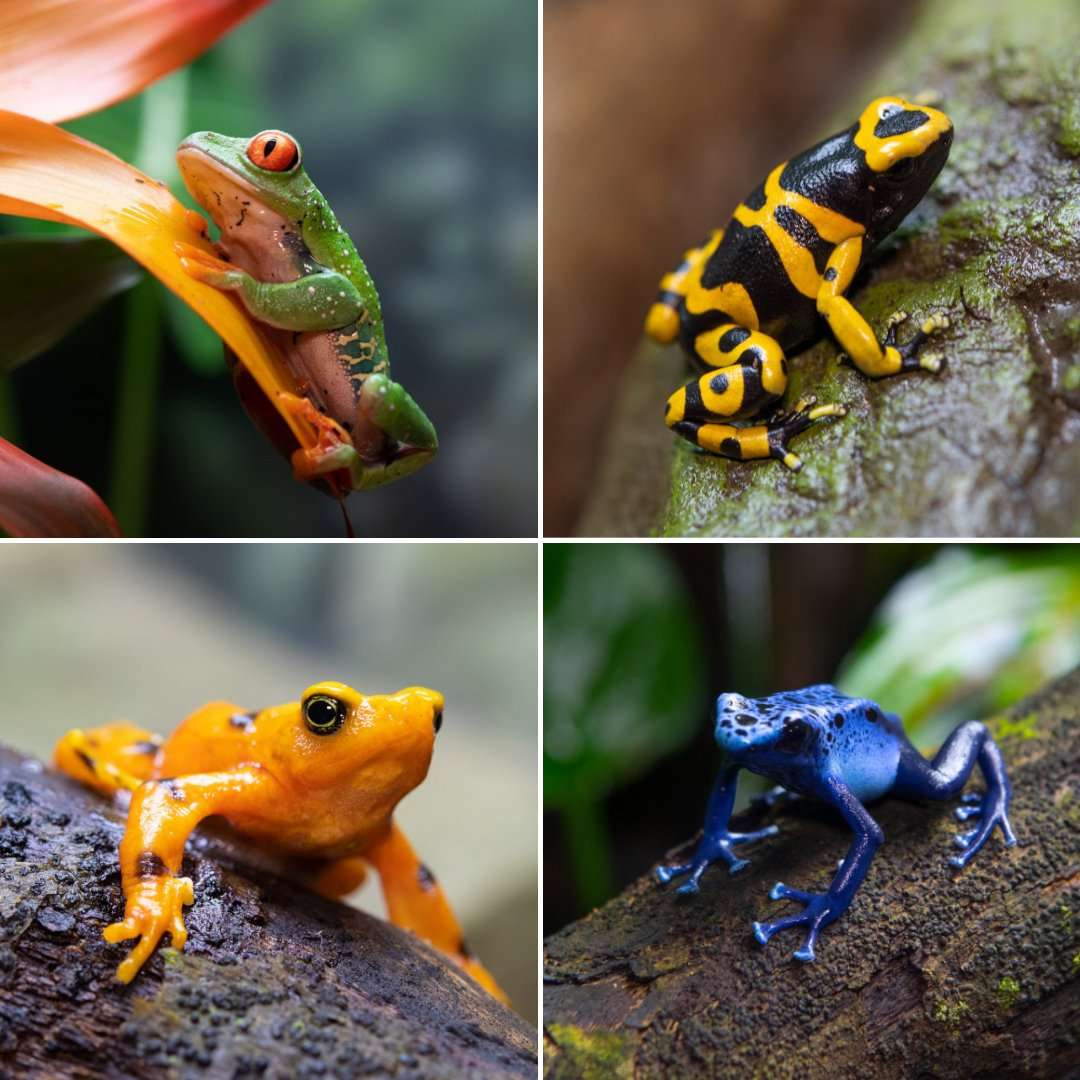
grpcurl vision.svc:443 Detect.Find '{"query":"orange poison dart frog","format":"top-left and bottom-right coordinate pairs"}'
top-left (53, 681), bottom-right (505, 1001)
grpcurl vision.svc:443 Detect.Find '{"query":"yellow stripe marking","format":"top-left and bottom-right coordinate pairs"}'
top-left (853, 96), bottom-right (952, 173)
top-left (733, 164), bottom-right (865, 299)
top-left (686, 279), bottom-right (759, 328)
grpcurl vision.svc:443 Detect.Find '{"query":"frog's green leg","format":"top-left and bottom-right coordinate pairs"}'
top-left (817, 236), bottom-right (949, 377)
top-left (644, 228), bottom-right (724, 343)
top-left (177, 241), bottom-right (364, 332)
top-left (279, 375), bottom-right (437, 492)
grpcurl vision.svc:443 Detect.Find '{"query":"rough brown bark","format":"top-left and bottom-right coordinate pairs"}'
top-left (0, 745), bottom-right (537, 1079)
top-left (544, 669), bottom-right (1080, 1078)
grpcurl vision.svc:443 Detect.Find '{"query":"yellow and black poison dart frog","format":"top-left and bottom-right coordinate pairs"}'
top-left (645, 96), bottom-right (953, 470)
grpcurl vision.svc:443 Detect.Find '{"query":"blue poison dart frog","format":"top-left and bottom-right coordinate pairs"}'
top-left (656, 685), bottom-right (1017, 961)
top-left (645, 96), bottom-right (953, 470)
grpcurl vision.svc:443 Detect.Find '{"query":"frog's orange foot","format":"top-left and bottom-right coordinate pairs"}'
top-left (174, 241), bottom-right (241, 289)
top-left (276, 392), bottom-right (357, 480)
top-left (103, 875), bottom-right (194, 983)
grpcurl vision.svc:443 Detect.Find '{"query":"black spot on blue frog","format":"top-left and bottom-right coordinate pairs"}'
top-left (655, 684), bottom-right (1017, 961)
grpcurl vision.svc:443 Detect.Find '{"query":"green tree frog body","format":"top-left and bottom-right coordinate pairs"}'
top-left (176, 129), bottom-right (437, 493)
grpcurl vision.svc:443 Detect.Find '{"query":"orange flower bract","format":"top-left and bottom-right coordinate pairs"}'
top-left (0, 109), bottom-right (317, 455)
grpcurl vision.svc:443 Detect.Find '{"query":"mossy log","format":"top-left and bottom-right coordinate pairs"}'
top-left (544, 668), bottom-right (1080, 1078)
top-left (0, 745), bottom-right (537, 1079)
top-left (579, 0), bottom-right (1080, 537)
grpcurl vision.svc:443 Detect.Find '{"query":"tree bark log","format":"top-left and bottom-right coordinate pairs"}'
top-left (0, 745), bottom-right (537, 1079)
top-left (544, 669), bottom-right (1080, 1078)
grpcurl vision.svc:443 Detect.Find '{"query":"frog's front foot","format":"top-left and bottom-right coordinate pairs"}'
top-left (175, 241), bottom-right (245, 290)
top-left (882, 310), bottom-right (949, 374)
top-left (948, 791), bottom-right (1017, 869)
top-left (103, 875), bottom-right (195, 983)
top-left (767, 396), bottom-right (847, 472)
top-left (753, 883), bottom-right (836, 962)
top-left (656, 824), bottom-right (779, 894)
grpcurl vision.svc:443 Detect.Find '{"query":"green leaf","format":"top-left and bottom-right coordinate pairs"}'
top-left (838, 546), bottom-right (1080, 743)
top-left (544, 544), bottom-right (705, 808)
top-left (0, 235), bottom-right (142, 373)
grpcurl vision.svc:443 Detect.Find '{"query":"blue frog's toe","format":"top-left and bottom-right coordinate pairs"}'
top-left (655, 864), bottom-right (685, 885)
top-left (752, 921), bottom-right (769, 945)
top-left (960, 792), bottom-right (982, 804)
top-left (793, 943), bottom-right (816, 962)
top-left (955, 804), bottom-right (982, 822)
top-left (728, 857), bottom-right (750, 876)
top-left (676, 879), bottom-right (700, 896)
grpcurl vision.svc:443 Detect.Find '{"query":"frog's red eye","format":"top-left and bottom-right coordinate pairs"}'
top-left (246, 130), bottom-right (300, 172)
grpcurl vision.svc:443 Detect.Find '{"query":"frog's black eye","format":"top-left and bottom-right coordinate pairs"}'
top-left (246, 130), bottom-right (300, 172)
top-left (883, 156), bottom-right (917, 183)
top-left (775, 718), bottom-right (813, 755)
top-left (433, 707), bottom-right (443, 735)
top-left (303, 694), bottom-right (347, 735)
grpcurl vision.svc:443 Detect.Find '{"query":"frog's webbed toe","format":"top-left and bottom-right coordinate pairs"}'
top-left (753, 886), bottom-right (835, 962)
top-left (656, 823), bottom-right (777, 894)
top-left (946, 792), bottom-right (1017, 869)
top-left (104, 875), bottom-right (195, 983)
top-left (882, 310), bottom-right (950, 374)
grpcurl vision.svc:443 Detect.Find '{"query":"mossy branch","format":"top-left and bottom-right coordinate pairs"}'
top-left (544, 667), bottom-right (1080, 1079)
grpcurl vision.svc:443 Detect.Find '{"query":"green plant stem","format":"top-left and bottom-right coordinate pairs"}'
top-left (563, 794), bottom-right (616, 913)
top-left (109, 280), bottom-right (160, 536)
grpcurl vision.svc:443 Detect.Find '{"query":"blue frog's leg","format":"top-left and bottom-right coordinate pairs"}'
top-left (753, 774), bottom-right (882, 962)
top-left (890, 720), bottom-right (1017, 868)
top-left (655, 765), bottom-right (779, 895)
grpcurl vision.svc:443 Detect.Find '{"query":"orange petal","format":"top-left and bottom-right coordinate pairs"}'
top-left (0, 0), bottom-right (269, 122)
top-left (0, 435), bottom-right (121, 537)
top-left (0, 109), bottom-right (317, 456)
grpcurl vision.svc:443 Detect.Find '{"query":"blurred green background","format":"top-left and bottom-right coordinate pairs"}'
top-left (544, 542), bottom-right (1080, 934)
top-left (0, 0), bottom-right (537, 537)
top-left (0, 542), bottom-right (538, 1022)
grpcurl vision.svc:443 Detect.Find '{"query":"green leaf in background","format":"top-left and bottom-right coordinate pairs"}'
top-left (544, 545), bottom-right (705, 806)
top-left (0, 235), bottom-right (142, 374)
top-left (545, 544), bottom-right (704, 908)
top-left (838, 545), bottom-right (1080, 746)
